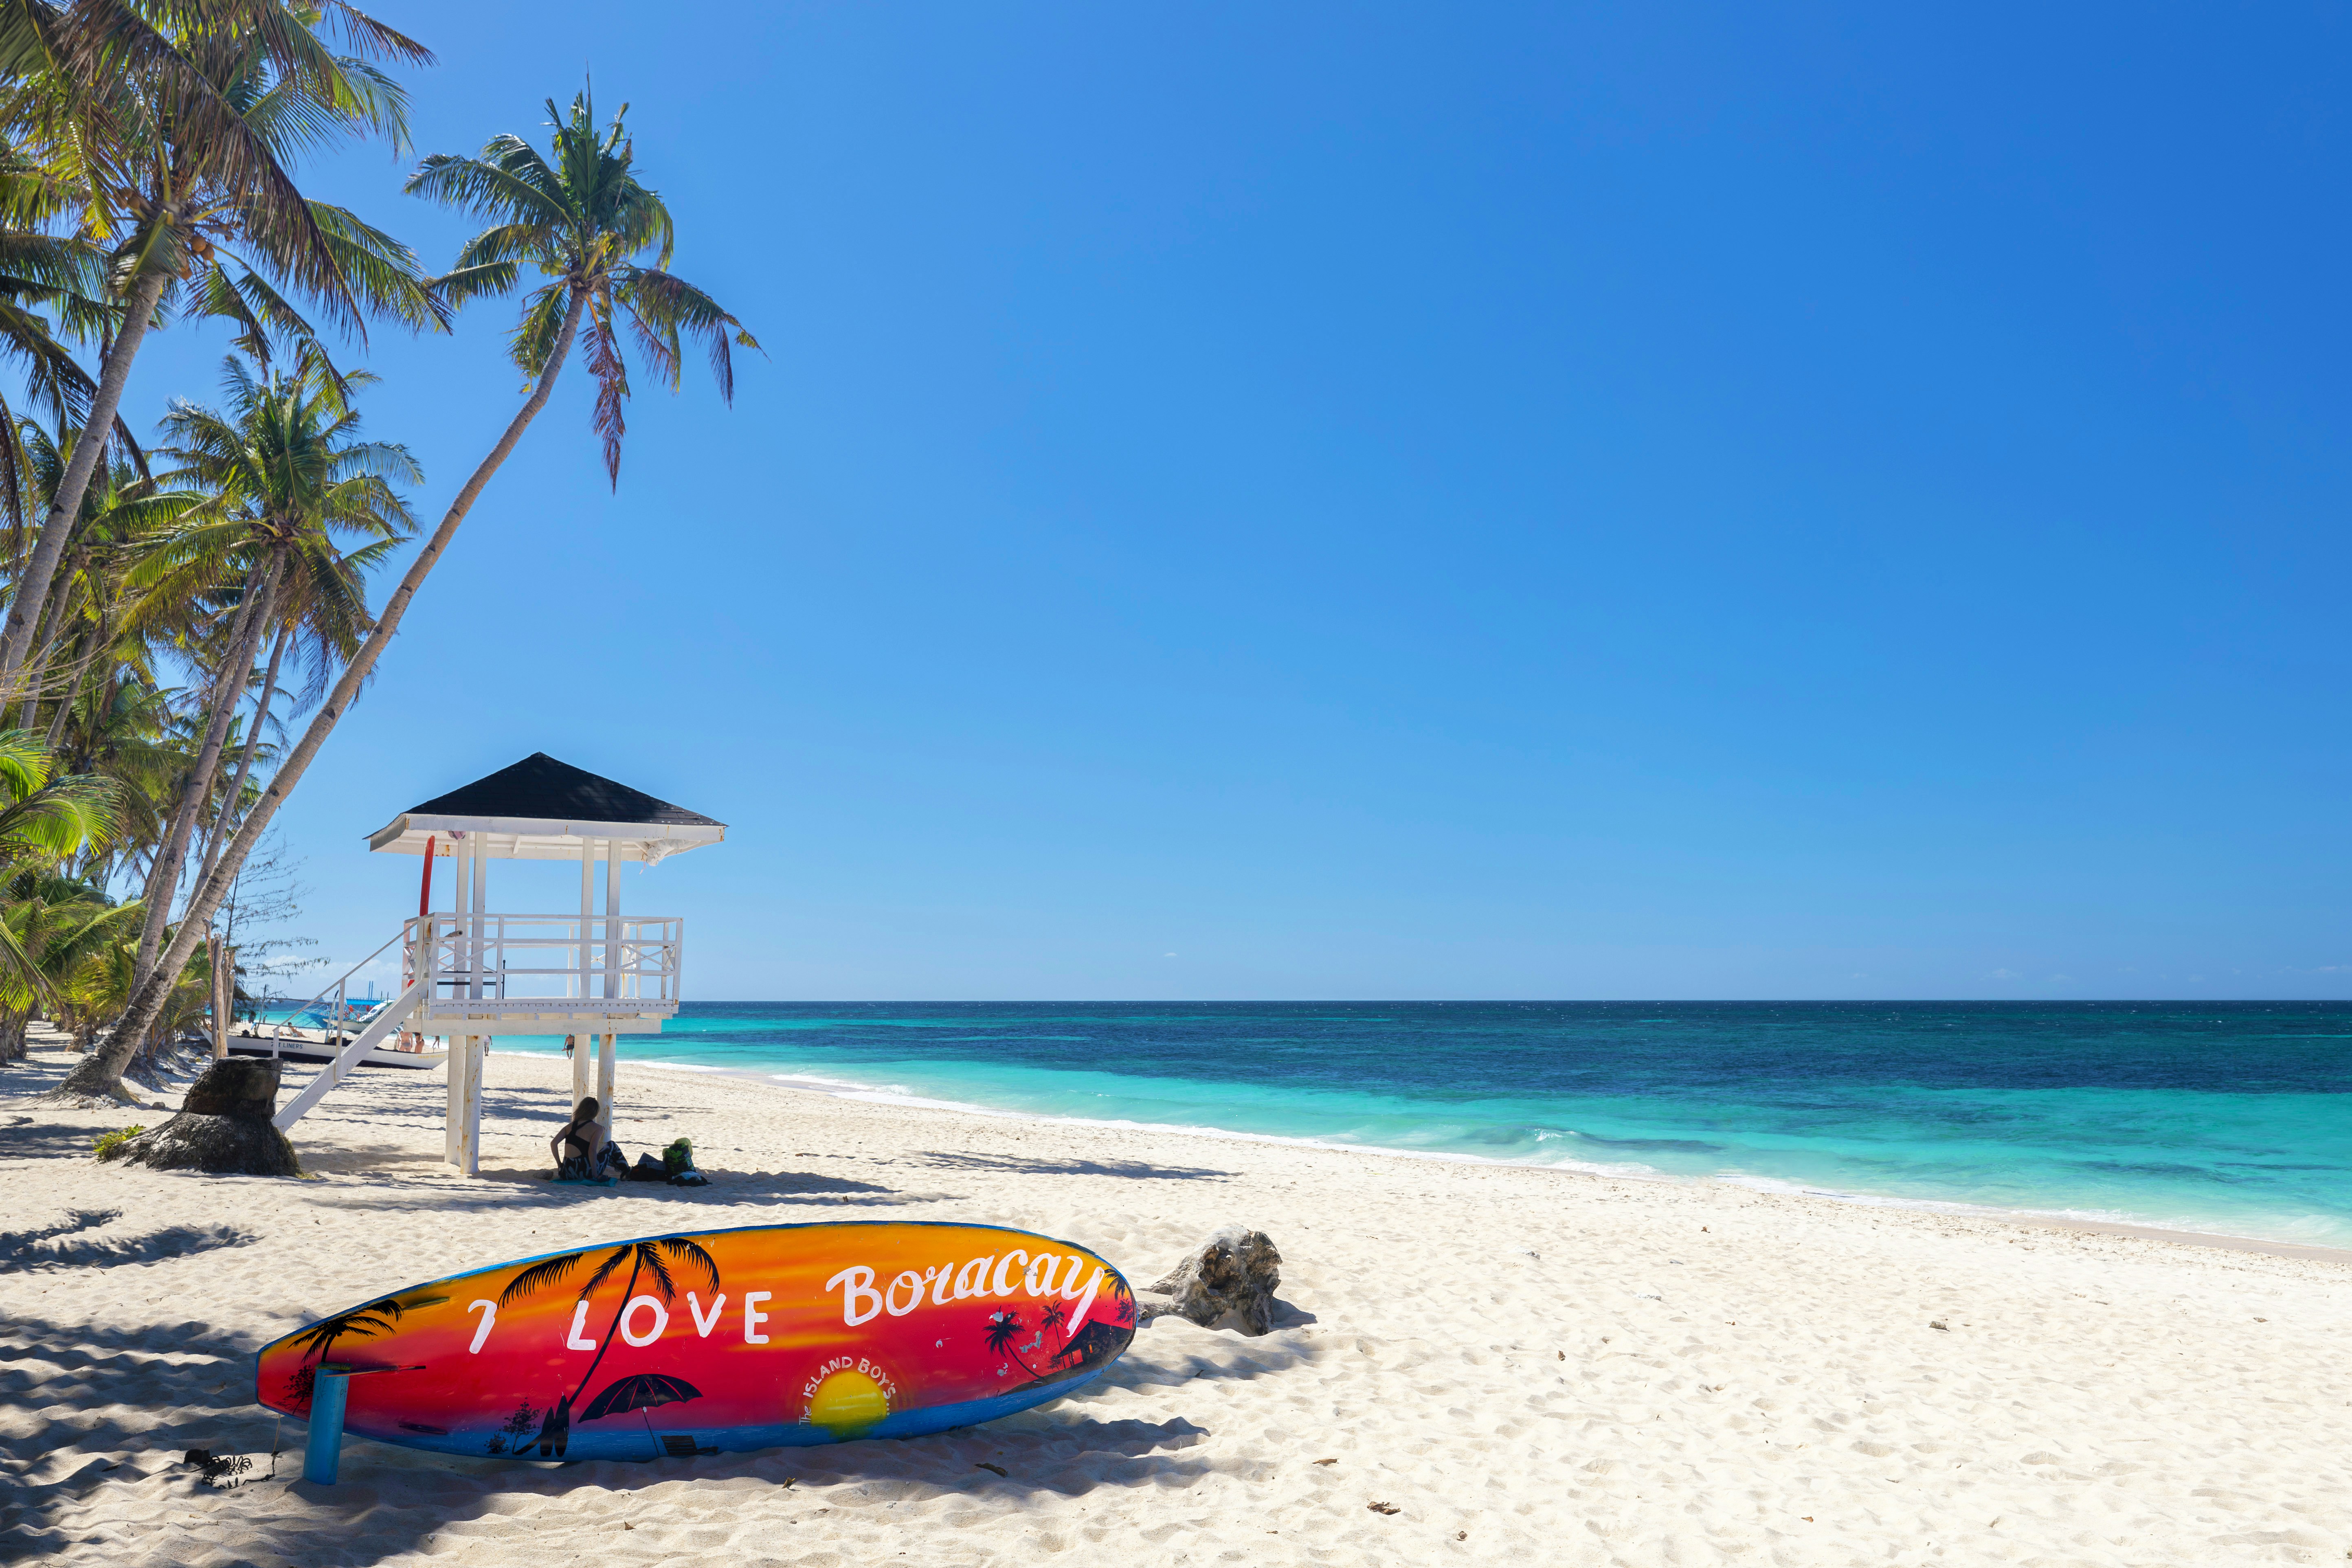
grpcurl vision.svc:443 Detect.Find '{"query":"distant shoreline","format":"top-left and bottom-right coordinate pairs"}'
top-left (495, 1043), bottom-right (2352, 1269)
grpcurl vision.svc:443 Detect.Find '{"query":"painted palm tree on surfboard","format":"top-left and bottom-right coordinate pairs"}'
top-left (983, 1307), bottom-right (1049, 1381)
top-left (497, 1236), bottom-right (718, 1457)
top-left (984, 1274), bottom-right (1137, 1386)
top-left (278, 1291), bottom-right (448, 1406)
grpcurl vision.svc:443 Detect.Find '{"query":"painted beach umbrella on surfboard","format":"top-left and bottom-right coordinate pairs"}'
top-left (582, 1373), bottom-right (702, 1422)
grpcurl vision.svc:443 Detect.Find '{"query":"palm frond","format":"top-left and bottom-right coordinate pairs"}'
top-left (425, 258), bottom-right (519, 310)
top-left (403, 149), bottom-right (569, 226)
top-left (505, 281), bottom-right (570, 382)
top-left (580, 301), bottom-right (627, 486)
top-left (577, 1243), bottom-right (633, 1298)
top-left (656, 1235), bottom-right (719, 1293)
top-left (637, 1241), bottom-right (676, 1301)
top-left (616, 267), bottom-right (758, 402)
top-left (499, 1249), bottom-right (584, 1305)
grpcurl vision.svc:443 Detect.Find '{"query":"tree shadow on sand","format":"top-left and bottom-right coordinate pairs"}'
top-left (0, 1313), bottom-right (291, 1560)
top-left (0, 1109), bottom-right (150, 1160)
top-left (0, 1311), bottom-right (1242, 1564)
top-left (0, 1207), bottom-right (257, 1272)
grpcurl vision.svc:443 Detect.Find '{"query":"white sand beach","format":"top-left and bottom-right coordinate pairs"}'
top-left (4, 1038), bottom-right (2349, 1567)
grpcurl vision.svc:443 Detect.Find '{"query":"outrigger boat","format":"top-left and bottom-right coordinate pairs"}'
top-left (227, 998), bottom-right (449, 1072)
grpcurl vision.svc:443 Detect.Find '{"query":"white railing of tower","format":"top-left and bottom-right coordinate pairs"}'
top-left (402, 914), bottom-right (682, 1007)
top-left (265, 914), bottom-right (684, 1133)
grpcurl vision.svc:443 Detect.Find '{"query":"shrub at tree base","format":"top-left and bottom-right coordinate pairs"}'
top-left (96, 1059), bottom-right (301, 1177)
top-left (90, 1125), bottom-right (144, 1157)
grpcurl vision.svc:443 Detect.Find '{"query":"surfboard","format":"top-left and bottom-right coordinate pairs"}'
top-left (254, 1221), bottom-right (1137, 1462)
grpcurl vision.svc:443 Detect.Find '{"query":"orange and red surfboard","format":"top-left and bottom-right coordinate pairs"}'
top-left (255, 1221), bottom-right (1135, 1461)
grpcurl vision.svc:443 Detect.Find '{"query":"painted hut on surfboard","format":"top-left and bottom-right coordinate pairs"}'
top-left (264, 753), bottom-right (727, 1175)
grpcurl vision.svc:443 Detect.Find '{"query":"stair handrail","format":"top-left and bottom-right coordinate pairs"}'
top-left (268, 927), bottom-right (414, 1055)
top-left (271, 973), bottom-right (435, 1131)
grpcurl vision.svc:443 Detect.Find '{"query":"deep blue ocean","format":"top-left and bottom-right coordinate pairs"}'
top-left (485, 1001), bottom-right (2352, 1246)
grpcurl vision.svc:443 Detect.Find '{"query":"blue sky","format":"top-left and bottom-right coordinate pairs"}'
top-left (115, 2), bottom-right (2352, 999)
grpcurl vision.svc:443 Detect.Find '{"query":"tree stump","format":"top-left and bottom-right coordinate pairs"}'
top-left (96, 1058), bottom-right (303, 1177)
top-left (1136, 1225), bottom-right (1285, 1335)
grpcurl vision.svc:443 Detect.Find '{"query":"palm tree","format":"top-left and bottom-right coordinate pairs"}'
top-left (0, 729), bottom-right (114, 867)
top-left (0, 0), bottom-right (437, 691)
top-left (285, 1293), bottom-right (402, 1359)
top-left (498, 1235), bottom-right (718, 1458)
top-left (118, 346), bottom-right (414, 989)
top-left (984, 1308), bottom-right (1046, 1381)
top-left (5, 427), bottom-right (207, 735)
top-left (408, 88), bottom-right (759, 487)
top-left (0, 727), bottom-right (114, 995)
top-left (50, 657), bottom-right (179, 890)
top-left (57, 89), bottom-right (754, 1105)
top-left (0, 868), bottom-right (127, 1061)
top-left (275, 1290), bottom-right (402, 1408)
top-left (0, 134), bottom-right (132, 538)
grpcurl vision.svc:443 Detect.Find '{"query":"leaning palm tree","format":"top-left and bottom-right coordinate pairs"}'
top-left (271, 1290), bottom-right (406, 1407)
top-left (285, 1293), bottom-right (402, 1360)
top-left (57, 89), bottom-right (755, 1105)
top-left (0, 0), bottom-right (437, 690)
top-left (51, 660), bottom-right (179, 892)
top-left (118, 347), bottom-right (414, 991)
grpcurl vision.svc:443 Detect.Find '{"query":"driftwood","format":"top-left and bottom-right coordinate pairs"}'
top-left (1135, 1225), bottom-right (1285, 1335)
top-left (96, 1058), bottom-right (302, 1177)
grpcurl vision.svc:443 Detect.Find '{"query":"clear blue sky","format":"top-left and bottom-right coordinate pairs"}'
top-left (120, 2), bottom-right (2352, 999)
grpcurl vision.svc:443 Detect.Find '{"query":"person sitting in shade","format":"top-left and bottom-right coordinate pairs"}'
top-left (551, 1097), bottom-right (600, 1177)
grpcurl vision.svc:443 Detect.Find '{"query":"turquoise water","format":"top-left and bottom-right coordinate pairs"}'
top-left (482, 1001), bottom-right (2352, 1247)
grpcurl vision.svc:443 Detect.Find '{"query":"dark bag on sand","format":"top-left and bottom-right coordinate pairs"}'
top-left (628, 1153), bottom-right (669, 1182)
top-left (661, 1136), bottom-right (708, 1186)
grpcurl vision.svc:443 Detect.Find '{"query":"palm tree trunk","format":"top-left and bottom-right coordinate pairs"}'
top-left (132, 558), bottom-right (281, 992)
top-left (0, 268), bottom-right (169, 689)
top-left (138, 563), bottom-right (266, 909)
top-left (11, 549), bottom-right (83, 729)
top-left (55, 289), bottom-right (591, 1104)
top-left (41, 624), bottom-right (106, 751)
top-left (572, 1255), bottom-right (642, 1404)
top-left (71, 665), bottom-right (119, 776)
top-left (198, 622), bottom-right (286, 890)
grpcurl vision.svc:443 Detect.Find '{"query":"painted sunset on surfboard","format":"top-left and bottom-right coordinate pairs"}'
top-left (255, 1221), bottom-right (1137, 1463)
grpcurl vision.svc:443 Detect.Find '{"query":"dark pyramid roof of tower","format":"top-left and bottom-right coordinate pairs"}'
top-left (405, 753), bottom-right (722, 827)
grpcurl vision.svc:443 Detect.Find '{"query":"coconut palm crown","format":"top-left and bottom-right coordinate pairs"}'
top-left (0, 0), bottom-right (441, 690)
top-left (406, 87), bottom-right (758, 485)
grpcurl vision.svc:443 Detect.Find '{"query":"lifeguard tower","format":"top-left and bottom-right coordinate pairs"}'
top-left (270, 753), bottom-right (727, 1175)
